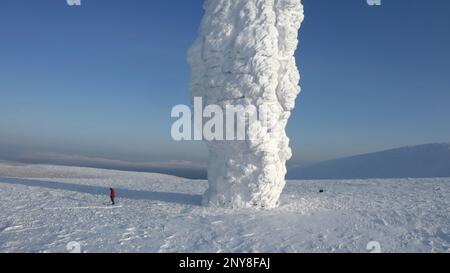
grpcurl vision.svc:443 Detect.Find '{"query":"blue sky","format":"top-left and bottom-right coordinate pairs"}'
top-left (0, 0), bottom-right (449, 168)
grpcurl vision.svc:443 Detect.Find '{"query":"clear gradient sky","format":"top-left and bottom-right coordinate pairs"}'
top-left (1, 0), bottom-right (449, 168)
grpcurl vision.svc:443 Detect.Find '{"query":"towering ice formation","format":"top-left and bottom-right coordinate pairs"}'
top-left (188, 0), bottom-right (304, 208)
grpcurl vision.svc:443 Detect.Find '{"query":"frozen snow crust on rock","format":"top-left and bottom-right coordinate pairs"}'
top-left (188, 0), bottom-right (304, 208)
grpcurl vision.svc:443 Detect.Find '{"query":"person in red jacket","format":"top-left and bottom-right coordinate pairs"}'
top-left (110, 188), bottom-right (116, 205)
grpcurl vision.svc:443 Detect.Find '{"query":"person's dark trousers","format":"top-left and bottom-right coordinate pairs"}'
top-left (110, 197), bottom-right (115, 205)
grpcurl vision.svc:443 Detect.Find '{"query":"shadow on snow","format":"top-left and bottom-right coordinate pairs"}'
top-left (0, 177), bottom-right (202, 206)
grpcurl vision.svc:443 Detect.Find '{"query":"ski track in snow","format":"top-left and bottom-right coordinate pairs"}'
top-left (0, 163), bottom-right (448, 253)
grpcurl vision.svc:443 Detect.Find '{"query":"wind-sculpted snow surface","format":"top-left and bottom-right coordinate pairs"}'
top-left (188, 0), bottom-right (304, 208)
top-left (1, 163), bottom-right (449, 253)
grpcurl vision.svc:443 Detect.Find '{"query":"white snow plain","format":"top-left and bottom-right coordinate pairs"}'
top-left (188, 0), bottom-right (304, 208)
top-left (0, 162), bottom-right (449, 253)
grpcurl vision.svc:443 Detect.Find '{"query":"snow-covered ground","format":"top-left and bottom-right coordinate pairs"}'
top-left (0, 162), bottom-right (448, 253)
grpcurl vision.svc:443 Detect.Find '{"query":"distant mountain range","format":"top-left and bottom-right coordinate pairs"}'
top-left (287, 143), bottom-right (450, 180)
top-left (2, 143), bottom-right (450, 180)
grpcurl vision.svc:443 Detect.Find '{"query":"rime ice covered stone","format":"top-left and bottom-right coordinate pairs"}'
top-left (188, 0), bottom-right (304, 208)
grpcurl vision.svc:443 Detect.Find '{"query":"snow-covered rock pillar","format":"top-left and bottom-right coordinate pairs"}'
top-left (188, 0), bottom-right (304, 208)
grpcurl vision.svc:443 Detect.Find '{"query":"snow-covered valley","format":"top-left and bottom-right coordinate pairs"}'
top-left (0, 162), bottom-right (448, 253)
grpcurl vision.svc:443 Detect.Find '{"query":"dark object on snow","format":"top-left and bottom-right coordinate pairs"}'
top-left (319, 189), bottom-right (324, 193)
top-left (110, 188), bottom-right (116, 205)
